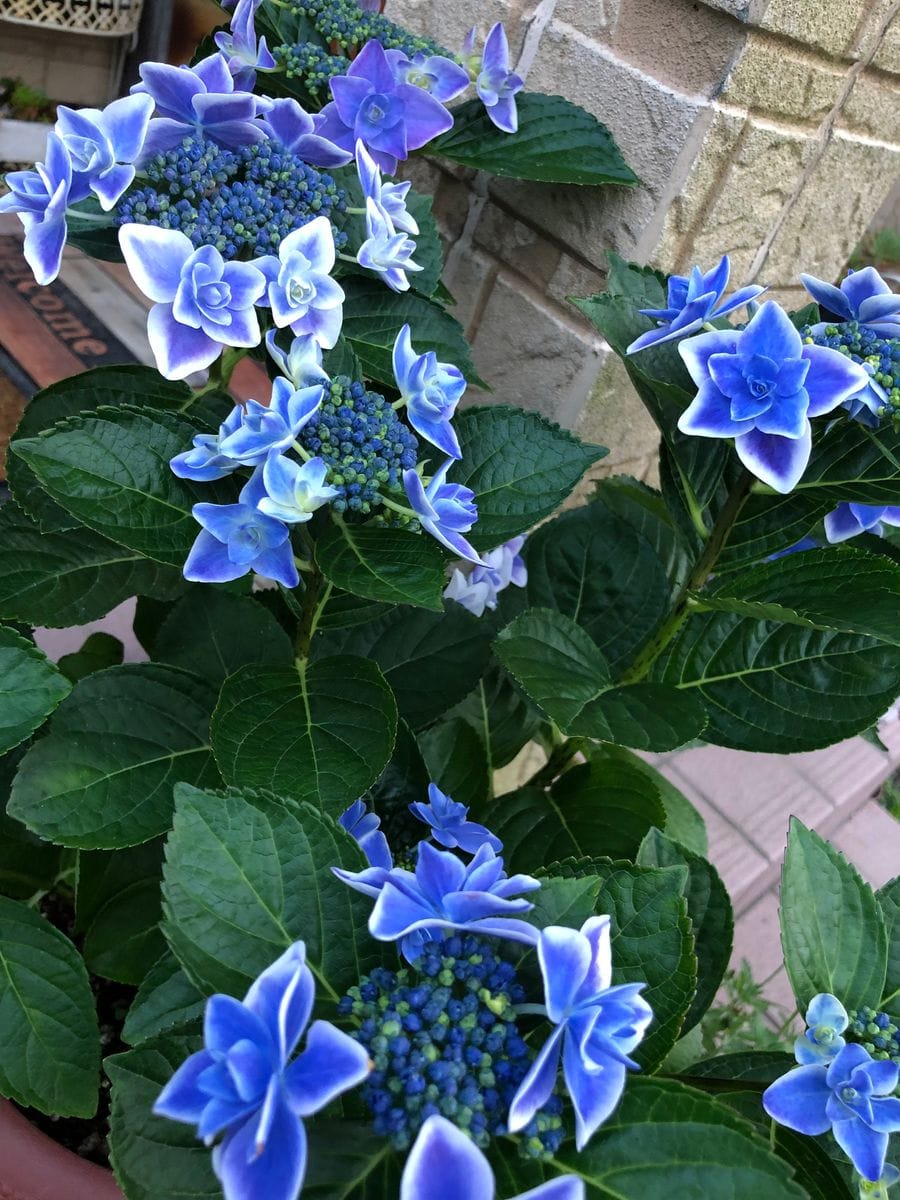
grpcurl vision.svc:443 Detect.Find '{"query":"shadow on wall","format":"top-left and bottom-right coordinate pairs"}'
top-left (169, 0), bottom-right (223, 65)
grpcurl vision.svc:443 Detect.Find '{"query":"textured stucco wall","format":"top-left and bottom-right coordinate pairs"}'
top-left (393, 0), bottom-right (900, 480)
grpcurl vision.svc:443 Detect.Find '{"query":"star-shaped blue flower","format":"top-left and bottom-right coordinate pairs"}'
top-left (393, 323), bottom-right (465, 458)
top-left (56, 92), bottom-right (154, 211)
top-left (403, 460), bottom-right (483, 564)
top-left (825, 502), bottom-right (900, 543)
top-left (0, 132), bottom-right (73, 285)
top-left (257, 453), bottom-right (339, 524)
top-left (214, 0), bottom-right (276, 91)
top-left (802, 266), bottom-right (900, 338)
top-left (465, 23), bottom-right (524, 134)
top-left (409, 783), bottom-right (501, 854)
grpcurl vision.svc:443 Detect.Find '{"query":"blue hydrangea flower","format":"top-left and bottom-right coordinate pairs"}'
top-left (314, 38), bottom-right (454, 173)
top-left (626, 255), bottom-right (766, 355)
top-left (444, 536), bottom-right (527, 616)
top-left (0, 132), bottom-right (72, 285)
top-left (763, 1043), bottom-right (900, 1183)
top-left (184, 469), bottom-right (298, 587)
top-left (466, 23), bottom-right (524, 135)
top-left (395, 50), bottom-right (471, 103)
top-left (409, 784), bottom-right (502, 854)
top-left (214, 0), bottom-right (276, 91)
top-left (508, 917), bottom-right (652, 1150)
top-left (135, 52), bottom-right (269, 157)
top-left (118, 224), bottom-right (266, 379)
top-left (260, 97), bottom-right (352, 167)
top-left (356, 140), bottom-right (418, 235)
top-left (170, 404), bottom-right (244, 482)
top-left (334, 840), bottom-right (541, 962)
top-left (216, 379), bottom-right (324, 464)
top-left (677, 301), bottom-right (870, 492)
top-left (825, 502), bottom-right (900, 543)
top-left (338, 799), bottom-right (392, 870)
top-left (401, 1115), bottom-right (584, 1200)
top-left (253, 216), bottom-right (344, 348)
top-left (795, 994), bottom-right (850, 1065)
top-left (358, 197), bottom-right (422, 292)
top-left (404, 461), bottom-right (483, 564)
top-left (55, 93), bottom-right (154, 211)
top-left (266, 330), bottom-right (331, 390)
top-left (803, 319), bottom-right (898, 426)
top-left (802, 267), bottom-right (900, 339)
top-left (257, 453), bottom-right (339, 523)
top-left (154, 942), bottom-right (370, 1200)
top-left (393, 323), bottom-right (465, 458)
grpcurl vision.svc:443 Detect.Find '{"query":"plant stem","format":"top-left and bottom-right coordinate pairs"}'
top-left (620, 467), bottom-right (755, 683)
top-left (525, 737), bottom-right (588, 789)
top-left (295, 568), bottom-right (332, 660)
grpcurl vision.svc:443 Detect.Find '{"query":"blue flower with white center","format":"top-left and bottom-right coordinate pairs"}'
top-left (355, 140), bottom-right (418, 235)
top-left (395, 50), bottom-right (471, 103)
top-left (257, 453), bottom-right (339, 523)
top-left (334, 840), bottom-right (541, 963)
top-left (266, 331), bottom-right (330, 390)
top-left (338, 800), bottom-right (392, 870)
top-left (825, 502), bottom-right (900, 544)
top-left (508, 916), bottom-right (653, 1150)
top-left (802, 266), bottom-right (900, 339)
top-left (795, 994), bottom-right (850, 1065)
top-left (763, 1043), bottom-right (900, 1183)
top-left (55, 93), bottom-right (154, 211)
top-left (154, 942), bottom-right (370, 1200)
top-left (135, 52), bottom-right (269, 158)
top-left (402, 1115), bottom-right (583, 1200)
top-left (404, 460), bottom-right (483, 564)
top-left (0, 132), bottom-right (72, 285)
top-left (677, 301), bottom-right (870, 492)
top-left (170, 404), bottom-right (244, 482)
top-left (118, 223), bottom-right (266, 380)
top-left (214, 0), bottom-right (276, 91)
top-left (217, 379), bottom-right (324, 464)
top-left (464, 23), bottom-right (524, 134)
top-left (260, 97), bottom-right (352, 167)
top-left (184, 468), bottom-right (298, 587)
top-left (445, 536), bottom-right (527, 616)
top-left (626, 255), bottom-right (766, 354)
top-left (392, 323), bottom-right (465, 458)
top-left (358, 197), bottom-right (422, 292)
top-left (409, 784), bottom-right (501, 855)
top-left (253, 216), bottom-right (345, 348)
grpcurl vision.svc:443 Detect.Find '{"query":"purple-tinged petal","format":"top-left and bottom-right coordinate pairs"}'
top-left (283, 1020), bottom-right (371, 1116)
top-left (801, 344), bottom-right (870, 417)
top-left (762, 1065), bottom-right (832, 1135)
top-left (507, 1025), bottom-right (565, 1134)
top-left (400, 1115), bottom-right (495, 1200)
top-left (101, 91), bottom-right (155, 161)
top-left (21, 201), bottom-right (67, 286)
top-left (212, 1089), bottom-right (307, 1200)
top-left (251, 542), bottom-right (299, 589)
top-left (517, 1180), bottom-right (585, 1200)
top-left (831, 1118), bottom-right (889, 1184)
top-left (91, 162), bottom-right (135, 211)
top-left (140, 117), bottom-right (198, 159)
top-left (563, 1030), bottom-right (628, 1149)
top-left (486, 93), bottom-right (519, 134)
top-left (138, 61), bottom-right (202, 120)
top-left (824, 503), bottom-right (865, 543)
top-left (841, 265), bottom-right (892, 311)
top-left (332, 864), bottom-right (392, 899)
top-left (577, 916), bottom-right (613, 998)
top-left (734, 425), bottom-right (811, 494)
top-left (538, 926), bottom-right (592, 1023)
top-left (119, 224), bottom-right (191, 302)
top-left (183, 529), bottom-right (247, 583)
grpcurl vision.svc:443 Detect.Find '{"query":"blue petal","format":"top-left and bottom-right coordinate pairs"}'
top-left (400, 1115), bottom-right (494, 1200)
top-left (678, 380), bottom-right (755, 438)
top-left (153, 1049), bottom-right (215, 1123)
top-left (802, 344), bottom-right (869, 417)
top-left (147, 303), bottom-right (219, 381)
top-left (753, 388), bottom-right (809, 439)
top-left (516, 1180), bottom-right (585, 1200)
top-left (563, 1028), bottom-right (628, 1149)
top-left (827, 1043), bottom-right (874, 1086)
top-left (800, 273), bottom-right (853, 321)
top-left (832, 1117), bottom-right (889, 1184)
top-left (824, 503), bottom-right (864, 543)
top-left (735, 425), bottom-right (811, 493)
top-left (841, 265), bottom-right (891, 312)
top-left (805, 994), bottom-right (849, 1034)
top-left (869, 1096), bottom-right (900, 1132)
top-left (212, 1088), bottom-right (307, 1200)
top-left (507, 1024), bottom-right (565, 1134)
top-left (762, 1065), bottom-right (832, 1135)
top-left (183, 529), bottom-right (247, 583)
top-left (284, 1020), bottom-right (371, 1117)
top-left (119, 224), bottom-right (191, 303)
top-left (576, 916), bottom-right (614, 998)
top-left (712, 283), bottom-right (767, 319)
top-left (538, 926), bottom-right (592, 1023)
top-left (205, 994), bottom-right (273, 1058)
top-left (243, 942), bottom-right (313, 1064)
top-left (252, 542), bottom-right (299, 589)
top-left (678, 328), bottom-right (741, 386)
top-left (740, 301), bottom-right (802, 362)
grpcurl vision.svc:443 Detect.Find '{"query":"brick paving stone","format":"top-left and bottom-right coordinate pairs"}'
top-left (830, 800), bottom-right (900, 891)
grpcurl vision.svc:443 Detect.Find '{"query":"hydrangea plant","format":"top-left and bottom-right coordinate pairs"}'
top-left (0, 2), bottom-right (899, 1199)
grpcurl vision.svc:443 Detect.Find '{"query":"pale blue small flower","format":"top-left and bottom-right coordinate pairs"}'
top-left (355, 140), bottom-right (418, 235)
top-left (795, 993), bottom-right (849, 1065)
top-left (265, 330), bottom-right (330, 390)
top-left (763, 1043), bottom-right (900, 1183)
top-left (260, 97), bottom-right (352, 168)
top-left (444, 569), bottom-right (493, 617)
top-left (170, 404), bottom-right (244, 481)
top-left (55, 93), bottom-right (154, 211)
top-left (469, 23), bottom-right (524, 134)
top-left (338, 799), bottom-right (392, 871)
top-left (393, 323), bottom-right (464, 458)
top-left (357, 197), bottom-right (422, 293)
top-left (253, 216), bottom-right (344, 348)
top-left (404, 460), bottom-right (482, 564)
top-left (443, 536), bottom-right (527, 616)
top-left (119, 223), bottom-right (265, 379)
top-left (0, 132), bottom-right (72, 285)
top-left (508, 917), bottom-right (652, 1150)
top-left (214, 0), bottom-right (276, 91)
top-left (217, 378), bottom-right (324, 463)
top-left (395, 51), bottom-right (471, 104)
top-left (257, 453), bottom-right (339, 523)
top-left (802, 266), bottom-right (900, 338)
top-left (409, 783), bottom-right (501, 854)
top-left (825, 502), bottom-right (900, 543)
top-left (401, 1115), bottom-right (584, 1200)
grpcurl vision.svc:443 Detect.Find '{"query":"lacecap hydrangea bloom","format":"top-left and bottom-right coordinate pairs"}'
top-left (393, 322), bottom-right (466, 458)
top-left (253, 214), bottom-right (345, 348)
top-left (214, 0), bottom-right (276, 91)
top-left (802, 266), bottom-right (900, 339)
top-left (404, 461), bottom-right (483, 564)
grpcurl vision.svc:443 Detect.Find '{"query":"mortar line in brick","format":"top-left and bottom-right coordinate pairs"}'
top-left (662, 761), bottom-right (774, 861)
top-left (668, 116), bottom-right (752, 272)
top-left (463, 260), bottom-right (500, 343)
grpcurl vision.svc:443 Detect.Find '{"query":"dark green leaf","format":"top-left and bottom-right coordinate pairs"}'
top-left (363, 719), bottom-right (431, 845)
top-left (528, 872), bottom-right (603, 930)
top-left (432, 93), bottom-right (638, 186)
top-left (781, 819), bottom-right (887, 1010)
top-left (65, 199), bottom-right (124, 261)
top-left (686, 1050), bottom-right (795, 1083)
top-left (211, 656), bottom-right (397, 813)
top-left (404, 190), bottom-right (443, 297)
top-left (58, 631), bottom-right (123, 683)
top-left (775, 1127), bottom-right (856, 1200)
top-left (449, 406), bottom-right (607, 550)
top-left (303, 1122), bottom-right (399, 1198)
top-left (447, 660), bottom-right (546, 771)
top-left (77, 841), bottom-right (166, 985)
top-left (715, 491), bottom-right (832, 575)
top-left (122, 953), bottom-right (204, 1047)
top-left (799, 419), bottom-right (900, 505)
top-left (419, 717), bottom-right (491, 810)
top-left (321, 334), bottom-right (362, 380)
top-left (0, 625), bottom-right (71, 755)
top-left (8, 664), bottom-right (219, 849)
top-left (597, 744), bottom-right (708, 856)
top-left (318, 589), bottom-right (393, 630)
top-left (0, 895), bottom-right (100, 1116)
top-left (315, 519), bottom-right (447, 609)
top-left (877, 876), bottom-right (900, 1006)
top-left (0, 747), bottom-right (62, 900)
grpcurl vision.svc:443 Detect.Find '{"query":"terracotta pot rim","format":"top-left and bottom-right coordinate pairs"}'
top-left (0, 1099), bottom-right (123, 1200)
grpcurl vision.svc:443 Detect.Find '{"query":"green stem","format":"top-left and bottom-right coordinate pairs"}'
top-left (620, 467), bottom-right (755, 684)
top-left (180, 348), bottom-right (247, 411)
top-left (379, 494), bottom-right (418, 519)
top-left (295, 568), bottom-right (332, 660)
top-left (525, 737), bottom-right (588, 789)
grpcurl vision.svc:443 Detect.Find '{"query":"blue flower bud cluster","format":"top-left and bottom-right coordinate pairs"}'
top-left (846, 1006), bottom-right (900, 1066)
top-left (804, 321), bottom-right (900, 422)
top-left (276, 42), bottom-right (353, 103)
top-left (338, 933), bottom-right (565, 1156)
top-left (296, 374), bottom-right (419, 514)
top-left (115, 134), bottom-right (347, 259)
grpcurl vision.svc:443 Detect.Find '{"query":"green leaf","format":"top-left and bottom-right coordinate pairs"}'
top-left (496, 607), bottom-right (707, 751)
top-left (57, 631), bottom-right (124, 683)
top-left (315, 520), bottom-right (447, 609)
top-left (0, 895), bottom-right (100, 1116)
top-left (8, 664), bottom-right (220, 849)
top-left (313, 604), bottom-right (492, 731)
top-left (597, 745), bottom-right (708, 856)
top-left (715, 491), bottom-right (832, 575)
top-left (303, 1122), bottom-right (399, 1198)
top-left (107, 1038), bottom-right (220, 1200)
top-left (363, 719), bottom-right (430, 840)
top-left (637, 828), bottom-right (733, 1031)
top-left (774, 1127), bottom-right (856, 1200)
top-left (685, 1050), bottom-right (795, 1083)
top-left (342, 277), bottom-right (482, 386)
top-left (447, 660), bottom-right (546, 771)
top-left (0, 503), bottom-right (185, 627)
top-left (65, 198), bottom-right (123, 261)
top-left (0, 625), bottom-right (71, 755)
top-left (404, 190), bottom-right (443, 298)
top-left (162, 783), bottom-right (384, 998)
top-left (877, 876), bottom-right (900, 1006)
top-left (8, 366), bottom-right (193, 532)
top-left (799, 419), bottom-right (900, 505)
top-left (12, 406), bottom-right (237, 566)
top-left (77, 841), bottom-right (166, 985)
top-left (432, 93), bottom-right (638, 186)
top-left (528, 872), bottom-right (604, 930)
top-left (448, 406), bottom-right (607, 550)
top-left (654, 610), bottom-right (900, 752)
top-left (0, 748), bottom-right (62, 900)
top-left (781, 819), bottom-right (887, 1010)
top-left (322, 334), bottom-right (363, 379)
top-left (211, 656), bottom-right (397, 813)
top-left (419, 717), bottom-right (490, 810)
top-left (122, 953), bottom-right (204, 1047)
top-left (153, 589), bottom-right (293, 685)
